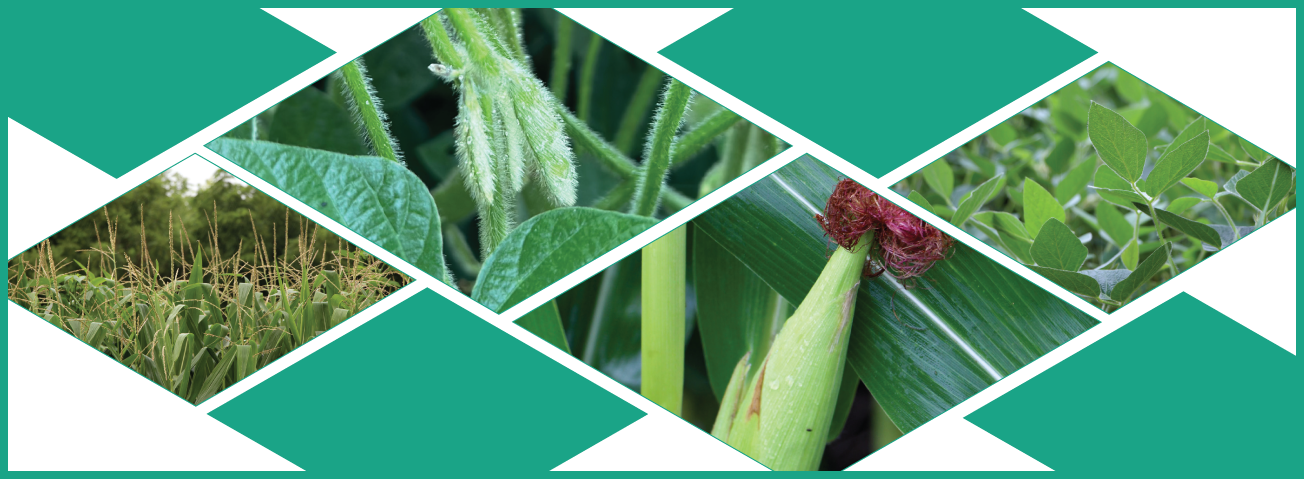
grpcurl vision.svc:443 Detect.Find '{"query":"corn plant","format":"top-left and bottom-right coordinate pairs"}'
top-left (206, 9), bottom-right (786, 332)
top-left (539, 156), bottom-right (1099, 470)
top-left (895, 63), bottom-right (1295, 311)
top-left (9, 202), bottom-right (407, 405)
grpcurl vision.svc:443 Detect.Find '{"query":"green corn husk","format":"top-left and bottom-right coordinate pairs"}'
top-left (710, 352), bottom-right (752, 443)
top-left (751, 232), bottom-right (872, 470)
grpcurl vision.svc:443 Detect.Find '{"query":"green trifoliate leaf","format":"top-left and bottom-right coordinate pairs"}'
top-left (1023, 177), bottom-right (1064, 239)
top-left (1088, 101), bottom-right (1148, 183)
top-left (1152, 208), bottom-right (1222, 247)
top-left (1144, 131), bottom-right (1209, 197)
top-left (1031, 218), bottom-right (1088, 271)
top-left (1180, 177), bottom-right (1218, 198)
top-left (1095, 202), bottom-right (1133, 247)
top-left (1235, 158), bottom-right (1294, 212)
top-left (951, 174), bottom-right (1005, 227)
top-left (921, 160), bottom-right (954, 204)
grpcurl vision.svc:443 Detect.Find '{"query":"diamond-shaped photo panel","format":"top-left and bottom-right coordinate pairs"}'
top-left (515, 155), bottom-right (1100, 470)
top-left (8, 156), bottom-right (411, 405)
top-left (892, 63), bottom-right (1295, 312)
top-left (205, 8), bottom-right (789, 313)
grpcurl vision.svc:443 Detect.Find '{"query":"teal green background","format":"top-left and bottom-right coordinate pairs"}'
top-left (210, 288), bottom-right (645, 476)
top-left (967, 293), bottom-right (1299, 476)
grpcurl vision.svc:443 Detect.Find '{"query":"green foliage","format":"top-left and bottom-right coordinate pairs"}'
top-left (897, 63), bottom-right (1296, 311)
top-left (9, 192), bottom-right (408, 404)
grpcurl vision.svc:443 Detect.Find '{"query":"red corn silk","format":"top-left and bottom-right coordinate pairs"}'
top-left (816, 179), bottom-right (952, 281)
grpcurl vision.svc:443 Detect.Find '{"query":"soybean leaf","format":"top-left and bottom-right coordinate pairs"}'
top-left (1159, 117), bottom-right (1207, 162)
top-left (516, 301), bottom-right (570, 354)
top-left (952, 175), bottom-right (1005, 227)
top-left (1223, 169), bottom-right (1251, 197)
top-left (907, 190), bottom-right (936, 216)
top-left (1121, 238), bottom-right (1140, 270)
top-left (970, 214), bottom-right (1023, 261)
top-left (694, 229), bottom-right (784, 399)
top-left (1110, 243), bottom-right (1172, 302)
top-left (989, 122), bottom-right (1016, 146)
top-left (1088, 101), bottom-right (1148, 183)
top-left (1239, 138), bottom-right (1268, 162)
top-left (1094, 165), bottom-right (1146, 208)
top-left (991, 211), bottom-right (1031, 241)
top-left (1144, 131), bottom-right (1209, 197)
top-left (1056, 157), bottom-right (1096, 205)
top-left (1152, 207), bottom-right (1222, 247)
top-left (1030, 218), bottom-right (1088, 271)
top-left (1135, 104), bottom-right (1168, 139)
top-left (921, 160), bottom-right (955, 204)
top-left (1207, 143), bottom-right (1238, 165)
top-left (1026, 266), bottom-right (1100, 298)
top-left (1044, 137), bottom-right (1076, 174)
top-left (473, 207), bottom-right (657, 312)
top-left (1235, 158), bottom-right (1294, 212)
top-left (1079, 269), bottom-right (1132, 299)
top-left (1095, 203), bottom-right (1133, 247)
top-left (1023, 178), bottom-right (1064, 239)
top-left (1203, 225), bottom-right (1256, 252)
top-left (1166, 197), bottom-right (1202, 215)
top-left (696, 156), bottom-right (1097, 432)
top-left (267, 86), bottom-right (368, 156)
top-left (1115, 69), bottom-right (1145, 103)
top-left (1180, 178), bottom-right (1218, 198)
top-left (207, 139), bottom-right (447, 281)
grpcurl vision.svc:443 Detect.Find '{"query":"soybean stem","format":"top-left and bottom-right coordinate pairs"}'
top-left (339, 60), bottom-right (400, 162)
top-left (614, 66), bottom-right (665, 155)
top-left (577, 32), bottom-right (603, 122)
top-left (421, 14), bottom-right (465, 71)
top-left (548, 14), bottom-right (574, 102)
top-left (672, 109), bottom-right (742, 170)
top-left (631, 79), bottom-right (692, 217)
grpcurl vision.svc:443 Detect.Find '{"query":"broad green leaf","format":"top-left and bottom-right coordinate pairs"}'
top-left (1207, 143), bottom-right (1238, 165)
top-left (1026, 266), bottom-right (1100, 298)
top-left (516, 301), bottom-right (571, 354)
top-left (1152, 207), bottom-right (1222, 247)
top-left (1030, 218), bottom-right (1087, 271)
top-left (1223, 169), bottom-right (1251, 197)
top-left (1166, 197), bottom-right (1202, 215)
top-left (1144, 131), bottom-right (1209, 197)
top-left (921, 160), bottom-right (955, 204)
top-left (694, 228), bottom-right (785, 399)
top-left (267, 86), bottom-right (368, 156)
top-left (208, 139), bottom-right (447, 281)
top-left (1121, 238), bottom-right (1140, 270)
top-left (907, 190), bottom-right (935, 216)
top-left (970, 214), bottom-right (1025, 261)
top-left (1115, 69), bottom-right (1145, 103)
top-left (1079, 269), bottom-right (1131, 299)
top-left (1180, 177), bottom-right (1218, 198)
top-left (989, 122), bottom-right (1016, 146)
top-left (1110, 243), bottom-right (1172, 302)
top-left (1094, 165), bottom-right (1146, 208)
top-left (1239, 138), bottom-right (1268, 162)
top-left (1235, 158), bottom-right (1294, 212)
top-left (1088, 102), bottom-right (1148, 183)
top-left (1159, 117), bottom-right (1207, 163)
top-left (1095, 203), bottom-right (1133, 247)
top-left (472, 207), bottom-right (657, 312)
top-left (990, 211), bottom-right (1031, 241)
top-left (1055, 157), bottom-right (1095, 205)
top-left (1023, 178), bottom-right (1064, 239)
top-left (1203, 225), bottom-right (1256, 252)
top-left (695, 156), bottom-right (1097, 433)
top-left (952, 175), bottom-right (1005, 227)
top-left (1044, 136), bottom-right (1076, 174)
top-left (1135, 104), bottom-right (1168, 138)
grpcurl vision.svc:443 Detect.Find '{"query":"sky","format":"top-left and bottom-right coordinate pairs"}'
top-left (163, 157), bottom-right (248, 195)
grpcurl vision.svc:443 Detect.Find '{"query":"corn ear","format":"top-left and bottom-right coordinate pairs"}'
top-left (755, 232), bottom-right (871, 471)
top-left (726, 355), bottom-right (767, 458)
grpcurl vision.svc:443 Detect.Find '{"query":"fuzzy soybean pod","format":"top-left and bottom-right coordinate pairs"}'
top-left (508, 72), bottom-right (578, 207)
top-left (756, 232), bottom-right (871, 470)
top-left (454, 82), bottom-right (497, 208)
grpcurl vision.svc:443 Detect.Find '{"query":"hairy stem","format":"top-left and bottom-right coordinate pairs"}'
top-left (1209, 197), bottom-right (1240, 241)
top-left (631, 79), bottom-right (693, 217)
top-left (720, 123), bottom-right (752, 181)
top-left (339, 60), bottom-right (400, 162)
top-left (421, 14), bottom-right (465, 71)
top-left (641, 225), bottom-right (687, 415)
top-left (577, 32), bottom-right (603, 122)
top-left (557, 105), bottom-right (693, 212)
top-left (548, 14), bottom-right (574, 102)
top-left (614, 66), bottom-right (665, 155)
top-left (488, 8), bottom-right (528, 66)
top-left (671, 108), bottom-right (742, 170)
top-left (444, 8), bottom-right (502, 78)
